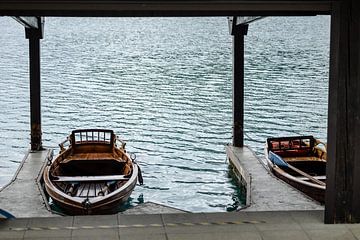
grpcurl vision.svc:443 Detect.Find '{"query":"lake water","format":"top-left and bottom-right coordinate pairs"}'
top-left (0, 16), bottom-right (330, 212)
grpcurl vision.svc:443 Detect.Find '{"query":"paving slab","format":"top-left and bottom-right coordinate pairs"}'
top-left (122, 202), bottom-right (186, 214)
top-left (0, 210), bottom-right (360, 240)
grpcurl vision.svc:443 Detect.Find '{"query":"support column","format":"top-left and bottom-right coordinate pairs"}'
top-left (231, 24), bottom-right (248, 147)
top-left (26, 24), bottom-right (43, 151)
top-left (325, 0), bottom-right (360, 223)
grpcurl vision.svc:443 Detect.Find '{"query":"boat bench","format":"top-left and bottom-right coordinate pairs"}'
top-left (52, 175), bottom-right (129, 182)
top-left (67, 153), bottom-right (117, 161)
top-left (62, 152), bottom-right (127, 163)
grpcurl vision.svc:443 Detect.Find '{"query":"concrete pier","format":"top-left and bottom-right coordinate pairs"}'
top-left (226, 145), bottom-right (323, 211)
top-left (0, 149), bottom-right (53, 218)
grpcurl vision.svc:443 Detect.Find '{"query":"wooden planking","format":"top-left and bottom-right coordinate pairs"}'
top-left (325, 0), bottom-right (360, 223)
top-left (66, 153), bottom-right (116, 161)
top-left (0, 1), bottom-right (331, 16)
top-left (53, 175), bottom-right (129, 182)
top-left (298, 176), bottom-right (326, 181)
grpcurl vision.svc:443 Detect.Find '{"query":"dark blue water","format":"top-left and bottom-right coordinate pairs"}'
top-left (0, 16), bottom-right (330, 212)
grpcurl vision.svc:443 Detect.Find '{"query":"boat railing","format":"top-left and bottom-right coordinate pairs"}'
top-left (267, 136), bottom-right (315, 152)
top-left (71, 129), bottom-right (115, 147)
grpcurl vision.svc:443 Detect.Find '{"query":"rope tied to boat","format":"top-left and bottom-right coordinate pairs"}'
top-left (46, 150), bottom-right (54, 166)
top-left (136, 163), bottom-right (144, 185)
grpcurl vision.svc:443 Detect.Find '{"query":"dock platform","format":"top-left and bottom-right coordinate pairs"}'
top-left (226, 145), bottom-right (323, 211)
top-left (0, 147), bottom-right (358, 239)
top-left (0, 149), bottom-right (185, 218)
top-left (0, 149), bottom-right (53, 218)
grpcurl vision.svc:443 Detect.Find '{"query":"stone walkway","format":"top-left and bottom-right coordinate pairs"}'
top-left (1, 210), bottom-right (359, 239)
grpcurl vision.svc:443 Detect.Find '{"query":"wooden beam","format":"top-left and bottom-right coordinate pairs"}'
top-left (0, 1), bottom-right (331, 16)
top-left (26, 26), bottom-right (43, 151)
top-left (12, 16), bottom-right (40, 29)
top-left (235, 16), bottom-right (265, 25)
top-left (228, 16), bottom-right (262, 35)
top-left (232, 24), bottom-right (247, 147)
top-left (325, 0), bottom-right (360, 223)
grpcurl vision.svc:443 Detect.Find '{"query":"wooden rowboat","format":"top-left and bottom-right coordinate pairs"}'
top-left (264, 136), bottom-right (326, 203)
top-left (43, 129), bottom-right (142, 215)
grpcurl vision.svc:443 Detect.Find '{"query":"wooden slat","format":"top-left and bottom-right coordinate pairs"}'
top-left (52, 175), bottom-right (129, 182)
top-left (66, 153), bottom-right (115, 161)
top-left (298, 176), bottom-right (326, 181)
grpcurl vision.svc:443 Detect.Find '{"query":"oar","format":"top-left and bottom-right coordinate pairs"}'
top-left (0, 208), bottom-right (15, 219)
top-left (268, 151), bottom-right (325, 186)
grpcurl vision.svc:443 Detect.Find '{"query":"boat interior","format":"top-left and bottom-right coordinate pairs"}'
top-left (49, 129), bottom-right (133, 198)
top-left (267, 136), bottom-right (327, 181)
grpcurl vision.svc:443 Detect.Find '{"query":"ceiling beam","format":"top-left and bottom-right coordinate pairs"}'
top-left (12, 16), bottom-right (41, 28)
top-left (0, 1), bottom-right (331, 17)
top-left (228, 16), bottom-right (265, 35)
top-left (235, 16), bottom-right (265, 25)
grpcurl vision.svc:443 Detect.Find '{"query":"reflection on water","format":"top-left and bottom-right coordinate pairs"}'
top-left (0, 16), bottom-right (329, 212)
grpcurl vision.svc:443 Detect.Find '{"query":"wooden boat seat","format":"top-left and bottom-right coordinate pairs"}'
top-left (284, 156), bottom-right (323, 162)
top-left (63, 153), bottom-right (125, 163)
top-left (52, 175), bottom-right (129, 182)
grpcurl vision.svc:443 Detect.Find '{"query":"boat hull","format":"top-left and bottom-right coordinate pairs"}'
top-left (265, 136), bottom-right (326, 203)
top-left (43, 129), bottom-right (140, 215)
top-left (271, 166), bottom-right (325, 203)
top-left (44, 173), bottom-right (137, 215)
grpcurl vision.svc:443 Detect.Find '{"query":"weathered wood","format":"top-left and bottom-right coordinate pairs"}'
top-left (232, 24), bottom-right (247, 147)
top-left (325, 0), bottom-right (360, 223)
top-left (26, 27), bottom-right (43, 151)
top-left (12, 16), bottom-right (40, 29)
top-left (0, 1), bottom-right (331, 16)
top-left (229, 17), bottom-right (260, 35)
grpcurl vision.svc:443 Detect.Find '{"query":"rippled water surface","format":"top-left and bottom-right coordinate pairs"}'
top-left (0, 16), bottom-right (330, 212)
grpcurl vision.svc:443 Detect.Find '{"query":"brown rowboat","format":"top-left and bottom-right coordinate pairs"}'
top-left (264, 136), bottom-right (326, 203)
top-left (43, 129), bottom-right (142, 215)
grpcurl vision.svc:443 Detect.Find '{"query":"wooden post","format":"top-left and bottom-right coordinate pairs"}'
top-left (325, 0), bottom-right (360, 223)
top-left (231, 24), bottom-right (248, 147)
top-left (26, 24), bottom-right (43, 151)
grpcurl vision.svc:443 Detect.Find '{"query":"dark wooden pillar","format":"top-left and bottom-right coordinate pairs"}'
top-left (325, 0), bottom-right (360, 223)
top-left (25, 24), bottom-right (43, 151)
top-left (231, 24), bottom-right (248, 147)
